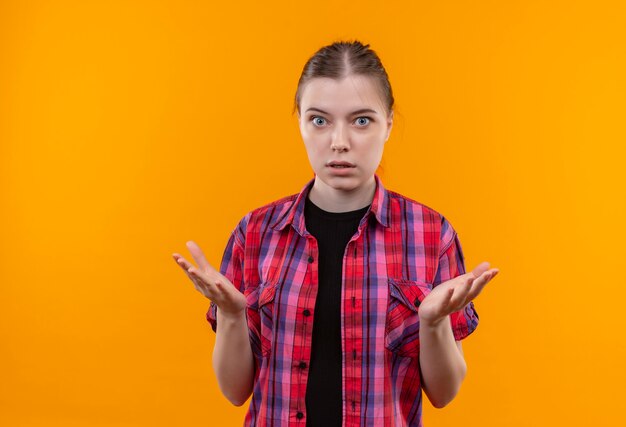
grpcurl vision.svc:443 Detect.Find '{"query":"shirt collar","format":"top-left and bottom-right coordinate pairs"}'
top-left (269, 173), bottom-right (391, 235)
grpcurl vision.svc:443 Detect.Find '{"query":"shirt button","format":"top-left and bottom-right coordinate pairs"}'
top-left (296, 411), bottom-right (304, 419)
top-left (308, 255), bottom-right (314, 263)
top-left (414, 298), bottom-right (420, 307)
top-left (299, 361), bottom-right (307, 369)
top-left (303, 309), bottom-right (311, 316)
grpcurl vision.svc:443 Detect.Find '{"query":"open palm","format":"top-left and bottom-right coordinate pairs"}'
top-left (418, 261), bottom-right (499, 327)
top-left (172, 240), bottom-right (246, 318)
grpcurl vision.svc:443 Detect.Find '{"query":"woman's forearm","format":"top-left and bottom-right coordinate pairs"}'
top-left (212, 307), bottom-right (255, 406)
top-left (418, 316), bottom-right (467, 408)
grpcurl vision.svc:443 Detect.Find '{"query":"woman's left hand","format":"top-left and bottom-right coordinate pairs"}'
top-left (418, 261), bottom-right (499, 328)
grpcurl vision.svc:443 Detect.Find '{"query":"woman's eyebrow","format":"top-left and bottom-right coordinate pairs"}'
top-left (305, 107), bottom-right (379, 115)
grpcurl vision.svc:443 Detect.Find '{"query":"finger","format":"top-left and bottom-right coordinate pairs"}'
top-left (186, 240), bottom-right (217, 273)
top-left (454, 262), bottom-right (488, 285)
top-left (465, 269), bottom-right (497, 302)
top-left (173, 254), bottom-right (195, 271)
top-left (174, 256), bottom-right (197, 281)
top-left (470, 261), bottom-right (491, 279)
top-left (174, 255), bottom-right (214, 294)
top-left (180, 262), bottom-right (207, 292)
top-left (448, 277), bottom-right (474, 309)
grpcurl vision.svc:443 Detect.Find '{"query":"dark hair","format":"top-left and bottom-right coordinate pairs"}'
top-left (293, 40), bottom-right (394, 116)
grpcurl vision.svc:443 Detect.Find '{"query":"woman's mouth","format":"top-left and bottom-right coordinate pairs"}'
top-left (328, 161), bottom-right (356, 168)
top-left (327, 162), bottom-right (356, 174)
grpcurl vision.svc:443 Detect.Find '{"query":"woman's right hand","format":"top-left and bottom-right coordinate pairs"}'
top-left (172, 240), bottom-right (247, 319)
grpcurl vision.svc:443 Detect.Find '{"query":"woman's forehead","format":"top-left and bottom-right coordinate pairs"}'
top-left (300, 75), bottom-right (386, 114)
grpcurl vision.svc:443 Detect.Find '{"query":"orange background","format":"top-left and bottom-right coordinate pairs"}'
top-left (1, 1), bottom-right (625, 426)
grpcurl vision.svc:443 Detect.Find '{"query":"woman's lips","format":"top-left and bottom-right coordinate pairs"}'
top-left (327, 164), bottom-right (355, 174)
top-left (328, 161), bottom-right (356, 167)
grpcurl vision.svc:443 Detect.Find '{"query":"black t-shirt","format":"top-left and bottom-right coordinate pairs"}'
top-left (304, 195), bottom-right (371, 427)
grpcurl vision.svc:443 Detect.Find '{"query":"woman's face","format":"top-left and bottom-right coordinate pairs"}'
top-left (298, 74), bottom-right (393, 193)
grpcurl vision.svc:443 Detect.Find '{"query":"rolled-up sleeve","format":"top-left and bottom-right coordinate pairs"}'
top-left (433, 216), bottom-right (479, 340)
top-left (206, 214), bottom-right (247, 333)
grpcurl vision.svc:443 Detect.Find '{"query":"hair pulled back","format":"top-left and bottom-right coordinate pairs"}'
top-left (293, 40), bottom-right (394, 116)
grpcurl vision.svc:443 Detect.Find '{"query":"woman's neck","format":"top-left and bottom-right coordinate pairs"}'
top-left (307, 175), bottom-right (375, 213)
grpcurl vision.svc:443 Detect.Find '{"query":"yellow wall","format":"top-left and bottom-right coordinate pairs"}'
top-left (1, 1), bottom-right (624, 425)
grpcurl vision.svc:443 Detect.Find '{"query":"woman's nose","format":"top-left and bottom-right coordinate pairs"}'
top-left (331, 124), bottom-right (350, 151)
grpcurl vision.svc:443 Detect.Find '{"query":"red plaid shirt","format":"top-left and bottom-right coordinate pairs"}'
top-left (207, 173), bottom-right (479, 426)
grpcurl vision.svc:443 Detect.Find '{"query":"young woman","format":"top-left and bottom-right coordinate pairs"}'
top-left (172, 40), bottom-right (499, 427)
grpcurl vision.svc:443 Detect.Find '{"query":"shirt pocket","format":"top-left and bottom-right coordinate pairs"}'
top-left (257, 281), bottom-right (279, 357)
top-left (384, 277), bottom-right (432, 357)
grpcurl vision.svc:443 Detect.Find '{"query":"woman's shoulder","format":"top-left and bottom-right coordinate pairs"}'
top-left (385, 188), bottom-right (445, 221)
top-left (229, 191), bottom-right (301, 235)
top-left (248, 192), bottom-right (300, 218)
top-left (385, 189), bottom-right (462, 252)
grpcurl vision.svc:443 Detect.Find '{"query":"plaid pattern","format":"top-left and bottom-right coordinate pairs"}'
top-left (206, 174), bottom-right (479, 426)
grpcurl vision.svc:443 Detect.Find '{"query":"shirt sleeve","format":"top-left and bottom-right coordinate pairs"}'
top-left (205, 214), bottom-right (247, 333)
top-left (433, 216), bottom-right (479, 341)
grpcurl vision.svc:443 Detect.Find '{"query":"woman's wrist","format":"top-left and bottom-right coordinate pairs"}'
top-left (419, 314), bottom-right (450, 331)
top-left (216, 306), bottom-right (247, 324)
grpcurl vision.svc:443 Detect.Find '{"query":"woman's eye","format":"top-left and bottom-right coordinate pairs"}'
top-left (355, 117), bottom-right (370, 126)
top-left (311, 116), bottom-right (327, 126)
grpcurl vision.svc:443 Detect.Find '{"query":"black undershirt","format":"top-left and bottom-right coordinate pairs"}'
top-left (304, 195), bottom-right (371, 427)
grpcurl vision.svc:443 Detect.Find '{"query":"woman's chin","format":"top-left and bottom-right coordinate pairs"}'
top-left (316, 174), bottom-right (365, 192)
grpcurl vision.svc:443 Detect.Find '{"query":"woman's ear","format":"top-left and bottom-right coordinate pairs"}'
top-left (385, 110), bottom-right (394, 141)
